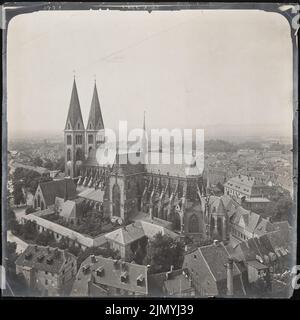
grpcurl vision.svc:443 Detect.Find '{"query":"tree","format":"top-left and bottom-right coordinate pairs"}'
top-left (53, 157), bottom-right (65, 172)
top-left (7, 206), bottom-right (20, 233)
top-left (21, 220), bottom-right (38, 241)
top-left (13, 181), bottom-right (25, 205)
top-left (273, 194), bottom-right (293, 223)
top-left (44, 159), bottom-right (54, 170)
top-left (264, 191), bottom-right (293, 223)
top-left (33, 157), bottom-right (43, 167)
top-left (57, 237), bottom-right (69, 250)
top-left (143, 233), bottom-right (184, 274)
top-left (35, 231), bottom-right (55, 246)
top-left (5, 242), bottom-right (18, 275)
top-left (68, 241), bottom-right (81, 257)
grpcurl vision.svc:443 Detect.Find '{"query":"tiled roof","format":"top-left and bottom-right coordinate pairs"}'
top-left (208, 197), bottom-right (226, 215)
top-left (254, 218), bottom-right (275, 236)
top-left (78, 188), bottom-right (105, 202)
top-left (246, 260), bottom-right (268, 270)
top-left (224, 175), bottom-right (266, 196)
top-left (198, 243), bottom-right (241, 281)
top-left (229, 225), bottom-right (291, 265)
top-left (105, 222), bottom-right (145, 245)
top-left (105, 220), bottom-right (179, 246)
top-left (39, 179), bottom-right (77, 207)
top-left (71, 255), bottom-right (148, 296)
top-left (15, 245), bottom-right (75, 274)
top-left (149, 268), bottom-right (193, 295)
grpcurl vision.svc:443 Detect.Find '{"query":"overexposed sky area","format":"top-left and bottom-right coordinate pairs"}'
top-left (7, 9), bottom-right (293, 139)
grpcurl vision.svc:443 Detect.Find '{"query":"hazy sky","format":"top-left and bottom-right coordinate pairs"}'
top-left (7, 9), bottom-right (293, 139)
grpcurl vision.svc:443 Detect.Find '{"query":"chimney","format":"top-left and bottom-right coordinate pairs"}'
top-left (226, 258), bottom-right (234, 296)
top-left (213, 239), bottom-right (219, 246)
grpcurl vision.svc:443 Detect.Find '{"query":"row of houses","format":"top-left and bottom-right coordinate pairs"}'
top-left (69, 219), bottom-right (291, 297)
top-left (15, 215), bottom-right (292, 298)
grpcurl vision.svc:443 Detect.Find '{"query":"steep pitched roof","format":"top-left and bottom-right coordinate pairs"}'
top-left (105, 220), bottom-right (179, 246)
top-left (65, 79), bottom-right (85, 130)
top-left (15, 245), bottom-right (75, 274)
top-left (87, 83), bottom-right (104, 131)
top-left (198, 243), bottom-right (241, 282)
top-left (148, 268), bottom-right (193, 296)
top-left (71, 255), bottom-right (148, 296)
top-left (39, 179), bottom-right (77, 206)
top-left (105, 222), bottom-right (145, 245)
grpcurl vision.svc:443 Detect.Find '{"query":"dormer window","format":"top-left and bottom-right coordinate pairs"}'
top-left (96, 266), bottom-right (104, 277)
top-left (37, 254), bottom-right (45, 262)
top-left (89, 123), bottom-right (92, 129)
top-left (136, 274), bottom-right (144, 286)
top-left (78, 123), bottom-right (80, 129)
top-left (67, 123), bottom-right (70, 129)
top-left (120, 271), bottom-right (128, 283)
top-left (82, 265), bottom-right (91, 274)
top-left (25, 252), bottom-right (32, 260)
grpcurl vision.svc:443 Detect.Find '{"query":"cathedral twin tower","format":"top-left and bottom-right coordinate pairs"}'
top-left (64, 79), bottom-right (105, 178)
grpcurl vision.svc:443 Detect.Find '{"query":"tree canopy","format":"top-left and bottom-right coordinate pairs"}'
top-left (143, 233), bottom-right (184, 274)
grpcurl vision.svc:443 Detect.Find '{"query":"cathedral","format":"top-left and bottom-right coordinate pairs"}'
top-left (63, 78), bottom-right (229, 241)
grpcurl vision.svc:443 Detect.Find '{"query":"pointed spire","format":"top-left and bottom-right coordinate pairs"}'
top-left (87, 82), bottom-right (104, 130)
top-left (65, 78), bottom-right (85, 130)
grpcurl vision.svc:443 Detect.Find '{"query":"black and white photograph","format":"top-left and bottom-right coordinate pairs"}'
top-left (1, 2), bottom-right (298, 300)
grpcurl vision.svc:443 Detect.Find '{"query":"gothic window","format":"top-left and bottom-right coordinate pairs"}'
top-left (188, 214), bottom-right (199, 233)
top-left (41, 201), bottom-right (44, 210)
top-left (37, 194), bottom-right (41, 207)
top-left (112, 183), bottom-right (121, 217)
top-left (88, 134), bottom-right (93, 144)
top-left (67, 149), bottom-right (71, 161)
top-left (76, 148), bottom-right (83, 161)
top-left (67, 135), bottom-right (72, 145)
top-left (75, 135), bottom-right (83, 145)
top-left (88, 146), bottom-right (93, 154)
top-left (89, 123), bottom-right (92, 129)
top-left (67, 123), bottom-right (70, 129)
top-left (77, 123), bottom-right (80, 129)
